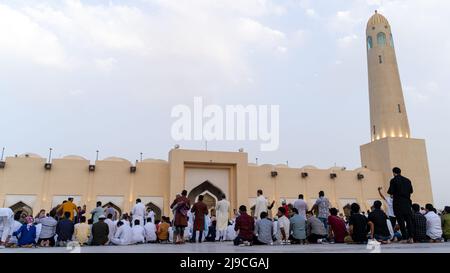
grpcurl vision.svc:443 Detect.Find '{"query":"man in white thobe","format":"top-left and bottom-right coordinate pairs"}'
top-left (0, 208), bottom-right (15, 248)
top-left (104, 214), bottom-right (116, 244)
top-left (255, 189), bottom-right (269, 220)
top-left (144, 218), bottom-right (157, 242)
top-left (131, 219), bottom-right (145, 244)
top-left (111, 221), bottom-right (133, 246)
top-left (132, 199), bottom-right (146, 226)
top-left (216, 194), bottom-right (230, 241)
top-left (146, 209), bottom-right (155, 224)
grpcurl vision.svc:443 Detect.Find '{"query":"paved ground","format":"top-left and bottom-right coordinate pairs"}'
top-left (1, 241), bottom-right (449, 253)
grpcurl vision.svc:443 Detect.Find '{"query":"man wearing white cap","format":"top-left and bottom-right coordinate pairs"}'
top-left (0, 208), bottom-right (15, 248)
top-left (132, 199), bottom-right (146, 226)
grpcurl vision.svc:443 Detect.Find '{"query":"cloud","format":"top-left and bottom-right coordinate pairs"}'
top-left (0, 4), bottom-right (67, 67)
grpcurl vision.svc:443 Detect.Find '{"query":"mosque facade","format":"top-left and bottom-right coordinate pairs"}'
top-left (0, 12), bottom-right (433, 220)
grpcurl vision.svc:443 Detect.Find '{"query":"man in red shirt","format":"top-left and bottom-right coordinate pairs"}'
top-left (327, 208), bottom-right (347, 243)
top-left (233, 205), bottom-right (255, 246)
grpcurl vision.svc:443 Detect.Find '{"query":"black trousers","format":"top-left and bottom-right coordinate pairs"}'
top-left (395, 211), bottom-right (414, 240)
top-left (307, 233), bottom-right (326, 243)
top-left (191, 230), bottom-right (203, 242)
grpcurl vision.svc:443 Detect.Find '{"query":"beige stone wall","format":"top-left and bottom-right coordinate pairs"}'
top-left (0, 147), bottom-right (432, 216)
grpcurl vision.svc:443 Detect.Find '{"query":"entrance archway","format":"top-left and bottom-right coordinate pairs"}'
top-left (102, 202), bottom-right (122, 220)
top-left (188, 180), bottom-right (224, 210)
top-left (145, 202), bottom-right (162, 222)
top-left (10, 201), bottom-right (33, 220)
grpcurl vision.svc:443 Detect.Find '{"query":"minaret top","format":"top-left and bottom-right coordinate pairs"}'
top-left (367, 10), bottom-right (390, 28)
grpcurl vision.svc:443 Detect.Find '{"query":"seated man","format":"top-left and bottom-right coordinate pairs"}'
top-left (254, 212), bottom-right (273, 245)
top-left (144, 217), bottom-right (157, 243)
top-left (74, 216), bottom-right (91, 246)
top-left (412, 204), bottom-right (427, 243)
top-left (306, 211), bottom-right (327, 243)
top-left (56, 212), bottom-right (74, 247)
top-left (12, 216), bottom-right (36, 247)
top-left (233, 205), bottom-right (255, 246)
top-left (368, 201), bottom-right (391, 244)
top-left (91, 215), bottom-right (109, 246)
top-left (276, 207), bottom-right (290, 244)
top-left (424, 204), bottom-right (443, 242)
top-left (157, 217), bottom-right (170, 243)
top-left (111, 220), bottom-right (132, 246)
top-left (131, 219), bottom-right (145, 244)
top-left (289, 208), bottom-right (307, 244)
top-left (348, 203), bottom-right (369, 244)
top-left (327, 208), bottom-right (347, 243)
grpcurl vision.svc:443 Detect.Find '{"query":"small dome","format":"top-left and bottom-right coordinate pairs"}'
top-left (367, 11), bottom-right (390, 28)
top-left (275, 164), bottom-right (288, 168)
top-left (63, 155), bottom-right (87, 160)
top-left (18, 153), bottom-right (43, 159)
top-left (248, 163), bottom-right (258, 167)
top-left (102, 157), bottom-right (130, 163)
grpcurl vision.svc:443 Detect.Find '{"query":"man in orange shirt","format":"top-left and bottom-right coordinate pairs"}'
top-left (57, 198), bottom-right (78, 221)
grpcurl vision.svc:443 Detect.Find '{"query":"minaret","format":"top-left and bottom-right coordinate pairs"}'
top-left (360, 11), bottom-right (433, 205)
top-left (366, 11), bottom-right (410, 141)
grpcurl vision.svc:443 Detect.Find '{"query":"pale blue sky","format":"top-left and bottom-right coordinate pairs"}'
top-left (0, 0), bottom-right (449, 207)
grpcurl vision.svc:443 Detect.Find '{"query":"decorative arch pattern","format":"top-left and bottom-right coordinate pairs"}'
top-left (145, 202), bottom-right (162, 222)
top-left (10, 201), bottom-right (33, 219)
top-left (188, 180), bottom-right (224, 210)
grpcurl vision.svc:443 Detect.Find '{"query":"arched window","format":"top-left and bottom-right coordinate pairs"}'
top-left (367, 36), bottom-right (373, 50)
top-left (377, 32), bottom-right (386, 46)
top-left (389, 33), bottom-right (394, 48)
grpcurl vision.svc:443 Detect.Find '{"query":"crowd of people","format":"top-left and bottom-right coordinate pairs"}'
top-left (0, 167), bottom-right (449, 249)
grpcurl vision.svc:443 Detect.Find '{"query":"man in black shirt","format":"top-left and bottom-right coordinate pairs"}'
top-left (387, 167), bottom-right (414, 243)
top-left (348, 203), bottom-right (368, 243)
top-left (368, 200), bottom-right (391, 243)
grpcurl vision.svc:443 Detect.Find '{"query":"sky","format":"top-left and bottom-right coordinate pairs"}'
top-left (0, 0), bottom-right (449, 208)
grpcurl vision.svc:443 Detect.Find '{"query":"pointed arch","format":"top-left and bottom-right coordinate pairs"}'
top-left (145, 202), bottom-right (162, 222)
top-left (102, 202), bottom-right (122, 219)
top-left (377, 32), bottom-right (386, 46)
top-left (188, 180), bottom-right (225, 210)
top-left (10, 201), bottom-right (33, 218)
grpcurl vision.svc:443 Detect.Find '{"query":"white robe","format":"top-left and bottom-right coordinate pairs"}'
top-left (7, 220), bottom-right (22, 244)
top-left (255, 195), bottom-right (268, 220)
top-left (147, 211), bottom-right (155, 224)
top-left (132, 202), bottom-right (146, 226)
top-left (216, 199), bottom-right (230, 231)
top-left (104, 218), bottom-right (116, 243)
top-left (111, 223), bottom-right (133, 245)
top-left (131, 225), bottom-right (145, 244)
top-left (168, 227), bottom-right (174, 242)
top-left (0, 208), bottom-right (14, 242)
top-left (144, 222), bottom-right (157, 242)
top-left (225, 223), bottom-right (237, 241)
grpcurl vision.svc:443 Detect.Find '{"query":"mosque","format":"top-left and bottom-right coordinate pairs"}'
top-left (0, 12), bottom-right (433, 221)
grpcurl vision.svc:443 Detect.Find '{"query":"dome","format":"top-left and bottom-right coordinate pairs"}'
top-left (102, 157), bottom-right (130, 163)
top-left (367, 11), bottom-right (390, 28)
top-left (301, 165), bottom-right (317, 170)
top-left (63, 155), bottom-right (87, 160)
top-left (18, 153), bottom-right (43, 159)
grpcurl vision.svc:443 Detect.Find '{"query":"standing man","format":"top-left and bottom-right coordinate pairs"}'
top-left (170, 190), bottom-right (191, 244)
top-left (293, 194), bottom-right (308, 218)
top-left (216, 194), bottom-right (230, 242)
top-left (61, 198), bottom-right (78, 221)
top-left (254, 190), bottom-right (275, 220)
top-left (90, 201), bottom-right (104, 224)
top-left (387, 167), bottom-right (414, 243)
top-left (378, 186), bottom-right (396, 229)
top-left (147, 208), bottom-right (156, 224)
top-left (190, 195), bottom-right (208, 243)
top-left (312, 191), bottom-right (330, 231)
top-left (132, 199), bottom-right (146, 226)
